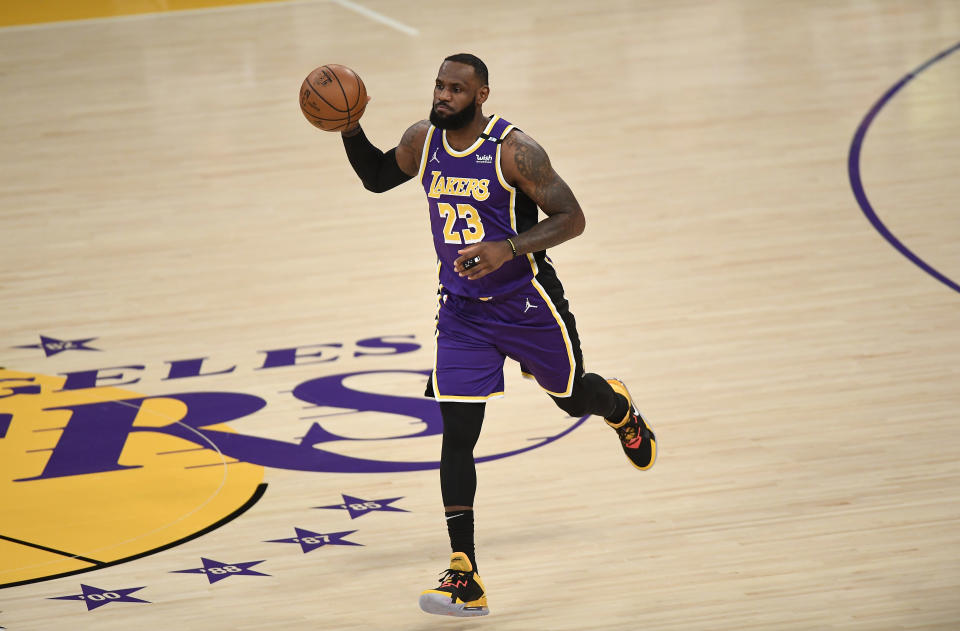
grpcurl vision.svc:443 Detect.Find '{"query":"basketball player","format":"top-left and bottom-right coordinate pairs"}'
top-left (337, 53), bottom-right (656, 617)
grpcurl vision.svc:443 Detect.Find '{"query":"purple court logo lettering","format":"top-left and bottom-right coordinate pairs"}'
top-left (1, 333), bottom-right (588, 589)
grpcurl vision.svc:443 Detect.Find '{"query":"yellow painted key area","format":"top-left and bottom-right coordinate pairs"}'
top-left (0, 370), bottom-right (265, 587)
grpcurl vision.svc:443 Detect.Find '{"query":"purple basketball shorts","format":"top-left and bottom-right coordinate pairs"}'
top-left (431, 283), bottom-right (581, 401)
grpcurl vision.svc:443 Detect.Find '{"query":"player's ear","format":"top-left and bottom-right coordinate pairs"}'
top-left (477, 85), bottom-right (489, 106)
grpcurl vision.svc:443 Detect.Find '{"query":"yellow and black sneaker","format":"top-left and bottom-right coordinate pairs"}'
top-left (606, 378), bottom-right (657, 470)
top-left (418, 552), bottom-right (489, 617)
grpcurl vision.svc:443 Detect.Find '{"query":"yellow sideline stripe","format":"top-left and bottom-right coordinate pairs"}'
top-left (1, 0), bottom-right (290, 28)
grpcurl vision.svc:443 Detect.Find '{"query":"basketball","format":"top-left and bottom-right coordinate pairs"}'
top-left (299, 64), bottom-right (367, 132)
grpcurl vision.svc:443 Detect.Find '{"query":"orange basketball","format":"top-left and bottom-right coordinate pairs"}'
top-left (299, 64), bottom-right (367, 132)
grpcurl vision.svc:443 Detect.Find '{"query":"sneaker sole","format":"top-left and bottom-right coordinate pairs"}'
top-left (419, 592), bottom-right (489, 617)
top-left (608, 378), bottom-right (657, 471)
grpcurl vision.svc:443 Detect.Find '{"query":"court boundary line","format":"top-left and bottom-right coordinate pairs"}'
top-left (0, 0), bottom-right (418, 36)
top-left (0, 483), bottom-right (268, 590)
top-left (2, 392), bottom-right (265, 588)
top-left (847, 41), bottom-right (960, 295)
top-left (331, 0), bottom-right (419, 36)
top-left (0, 0), bottom-right (316, 31)
top-left (0, 535), bottom-right (103, 566)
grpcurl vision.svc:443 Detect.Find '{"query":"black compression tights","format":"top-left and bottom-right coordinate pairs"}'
top-left (551, 372), bottom-right (619, 419)
top-left (438, 372), bottom-right (619, 507)
top-left (440, 401), bottom-right (485, 508)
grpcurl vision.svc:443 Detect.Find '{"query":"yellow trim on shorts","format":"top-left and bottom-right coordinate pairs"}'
top-left (431, 261), bottom-right (442, 400)
top-left (431, 325), bottom-right (505, 403)
top-left (431, 283), bottom-right (504, 403)
top-left (529, 279), bottom-right (576, 398)
top-left (435, 392), bottom-right (505, 403)
top-left (430, 282), bottom-right (501, 402)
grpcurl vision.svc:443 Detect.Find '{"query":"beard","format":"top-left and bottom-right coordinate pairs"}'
top-left (429, 99), bottom-right (477, 130)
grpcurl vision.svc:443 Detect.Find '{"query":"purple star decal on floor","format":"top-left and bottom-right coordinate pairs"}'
top-left (14, 335), bottom-right (101, 357)
top-left (266, 527), bottom-right (362, 553)
top-left (314, 493), bottom-right (409, 519)
top-left (170, 557), bottom-right (269, 583)
top-left (48, 584), bottom-right (149, 610)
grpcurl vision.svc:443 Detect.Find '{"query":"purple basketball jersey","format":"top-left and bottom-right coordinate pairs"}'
top-left (418, 115), bottom-right (535, 298)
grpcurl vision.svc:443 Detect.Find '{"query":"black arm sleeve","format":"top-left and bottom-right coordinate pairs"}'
top-left (341, 127), bottom-right (414, 193)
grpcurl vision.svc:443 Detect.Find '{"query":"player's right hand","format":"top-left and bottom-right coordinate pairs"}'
top-left (341, 96), bottom-right (372, 135)
top-left (454, 241), bottom-right (514, 280)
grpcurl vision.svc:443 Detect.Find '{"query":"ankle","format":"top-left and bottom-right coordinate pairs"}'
top-left (445, 509), bottom-right (477, 573)
top-left (604, 393), bottom-right (629, 425)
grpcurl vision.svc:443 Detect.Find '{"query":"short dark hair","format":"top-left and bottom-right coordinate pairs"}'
top-left (444, 53), bottom-right (489, 86)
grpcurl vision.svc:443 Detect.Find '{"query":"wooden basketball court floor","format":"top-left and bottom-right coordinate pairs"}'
top-left (1, 1), bottom-right (958, 628)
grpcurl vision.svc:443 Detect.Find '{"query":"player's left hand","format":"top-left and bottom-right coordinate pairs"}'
top-left (454, 241), bottom-right (514, 280)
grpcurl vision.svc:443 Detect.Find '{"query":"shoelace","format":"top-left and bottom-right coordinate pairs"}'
top-left (438, 568), bottom-right (471, 588)
top-left (616, 414), bottom-right (646, 448)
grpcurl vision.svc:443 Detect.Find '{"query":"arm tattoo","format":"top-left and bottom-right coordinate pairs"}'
top-left (512, 134), bottom-right (552, 187)
top-left (400, 121), bottom-right (427, 152)
top-left (504, 132), bottom-right (585, 252)
top-left (508, 133), bottom-right (578, 213)
top-left (395, 120), bottom-right (430, 176)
